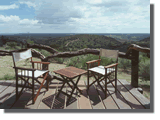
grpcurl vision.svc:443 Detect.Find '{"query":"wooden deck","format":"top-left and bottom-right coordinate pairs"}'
top-left (0, 79), bottom-right (150, 109)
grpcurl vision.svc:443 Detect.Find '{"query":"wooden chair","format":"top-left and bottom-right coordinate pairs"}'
top-left (12, 49), bottom-right (50, 104)
top-left (86, 48), bottom-right (119, 98)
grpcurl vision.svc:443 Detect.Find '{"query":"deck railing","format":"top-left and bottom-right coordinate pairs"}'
top-left (0, 42), bottom-right (150, 87)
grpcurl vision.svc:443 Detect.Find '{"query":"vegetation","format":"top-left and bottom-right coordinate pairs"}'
top-left (139, 52), bottom-right (150, 81)
top-left (0, 74), bottom-right (15, 80)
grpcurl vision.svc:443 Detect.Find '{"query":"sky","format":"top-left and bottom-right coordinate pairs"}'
top-left (0, 0), bottom-right (150, 33)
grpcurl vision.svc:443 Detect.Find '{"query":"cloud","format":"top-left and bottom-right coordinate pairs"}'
top-left (0, 14), bottom-right (40, 33)
top-left (0, 4), bottom-right (19, 10)
top-left (19, 1), bottom-right (36, 8)
top-left (0, 15), bottom-right (20, 22)
top-left (19, 19), bottom-right (39, 25)
top-left (34, 1), bottom-right (84, 25)
top-left (0, 0), bottom-right (150, 33)
top-left (0, 15), bottom-right (39, 25)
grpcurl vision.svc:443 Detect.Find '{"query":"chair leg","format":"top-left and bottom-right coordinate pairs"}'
top-left (16, 76), bottom-right (18, 101)
top-left (105, 76), bottom-right (107, 98)
top-left (115, 71), bottom-right (117, 93)
top-left (45, 72), bottom-right (49, 91)
top-left (87, 70), bottom-right (89, 90)
top-left (32, 77), bottom-right (35, 104)
top-left (47, 78), bottom-right (49, 91)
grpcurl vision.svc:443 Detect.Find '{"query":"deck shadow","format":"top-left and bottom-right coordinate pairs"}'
top-left (52, 93), bottom-right (65, 109)
top-left (0, 93), bottom-right (17, 109)
top-left (42, 94), bottom-right (56, 108)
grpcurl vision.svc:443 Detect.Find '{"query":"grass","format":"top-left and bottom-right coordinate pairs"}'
top-left (0, 55), bottom-right (67, 80)
top-left (0, 74), bottom-right (15, 80)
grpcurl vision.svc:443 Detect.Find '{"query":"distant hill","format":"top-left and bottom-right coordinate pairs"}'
top-left (0, 34), bottom-right (150, 53)
top-left (140, 37), bottom-right (150, 42)
top-left (46, 34), bottom-right (123, 51)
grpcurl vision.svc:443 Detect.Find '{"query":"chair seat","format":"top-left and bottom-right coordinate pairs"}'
top-left (88, 65), bottom-right (115, 75)
top-left (18, 70), bottom-right (48, 78)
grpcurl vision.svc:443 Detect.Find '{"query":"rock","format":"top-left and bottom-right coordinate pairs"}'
top-left (137, 87), bottom-right (143, 94)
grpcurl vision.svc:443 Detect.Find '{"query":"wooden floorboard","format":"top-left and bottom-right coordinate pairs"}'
top-left (10, 80), bottom-right (40, 109)
top-left (118, 79), bottom-right (150, 109)
top-left (65, 83), bottom-right (79, 109)
top-left (85, 81), bottom-right (105, 109)
top-left (116, 80), bottom-right (145, 109)
top-left (25, 87), bottom-right (46, 109)
top-left (10, 89), bottom-right (32, 109)
top-left (0, 80), bottom-right (5, 86)
top-left (0, 80), bottom-right (14, 94)
top-left (77, 80), bottom-right (92, 109)
top-left (104, 81), bottom-right (132, 109)
top-left (0, 81), bottom-right (15, 104)
top-left (0, 81), bottom-right (24, 109)
top-left (38, 80), bottom-right (59, 109)
top-left (95, 81), bottom-right (119, 109)
top-left (0, 79), bottom-right (150, 109)
top-left (0, 90), bottom-right (17, 109)
top-left (51, 81), bottom-right (66, 109)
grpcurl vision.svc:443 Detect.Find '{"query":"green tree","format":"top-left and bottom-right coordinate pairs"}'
top-left (27, 39), bottom-right (34, 44)
top-left (7, 42), bottom-right (17, 49)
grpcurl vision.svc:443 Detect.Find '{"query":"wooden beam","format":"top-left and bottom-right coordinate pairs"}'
top-left (131, 49), bottom-right (139, 87)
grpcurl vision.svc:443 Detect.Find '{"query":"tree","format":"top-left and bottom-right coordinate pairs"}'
top-left (27, 39), bottom-right (34, 44)
top-left (7, 42), bottom-right (17, 49)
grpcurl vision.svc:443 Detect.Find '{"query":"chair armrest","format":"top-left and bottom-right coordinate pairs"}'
top-left (86, 59), bottom-right (101, 64)
top-left (104, 63), bottom-right (118, 69)
top-left (30, 61), bottom-right (50, 64)
top-left (13, 67), bottom-right (36, 71)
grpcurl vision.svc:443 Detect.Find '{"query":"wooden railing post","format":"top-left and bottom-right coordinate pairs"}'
top-left (131, 49), bottom-right (139, 87)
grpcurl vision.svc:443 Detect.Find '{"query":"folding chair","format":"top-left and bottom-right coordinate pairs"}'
top-left (12, 49), bottom-right (50, 104)
top-left (86, 48), bottom-right (119, 98)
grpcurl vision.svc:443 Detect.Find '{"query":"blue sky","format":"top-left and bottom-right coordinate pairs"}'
top-left (0, 0), bottom-right (150, 33)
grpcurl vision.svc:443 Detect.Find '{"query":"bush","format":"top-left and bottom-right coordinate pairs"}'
top-left (139, 58), bottom-right (150, 81)
top-left (0, 74), bottom-right (15, 80)
top-left (54, 58), bottom-right (65, 64)
top-left (66, 54), bottom-right (116, 70)
top-left (7, 42), bottom-right (17, 48)
top-left (100, 56), bottom-right (116, 66)
top-left (35, 49), bottom-right (51, 57)
top-left (118, 58), bottom-right (131, 71)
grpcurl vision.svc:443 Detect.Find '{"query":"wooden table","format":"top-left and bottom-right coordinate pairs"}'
top-left (53, 67), bottom-right (87, 103)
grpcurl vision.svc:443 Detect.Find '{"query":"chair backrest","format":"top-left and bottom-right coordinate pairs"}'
top-left (99, 48), bottom-right (119, 63)
top-left (12, 49), bottom-right (32, 67)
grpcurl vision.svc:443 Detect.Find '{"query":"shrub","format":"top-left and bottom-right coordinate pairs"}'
top-left (66, 54), bottom-right (116, 70)
top-left (118, 58), bottom-right (131, 71)
top-left (0, 74), bottom-right (15, 80)
top-left (54, 57), bottom-right (65, 64)
top-left (139, 58), bottom-right (150, 81)
top-left (7, 42), bottom-right (17, 48)
top-left (35, 49), bottom-right (51, 57)
top-left (100, 56), bottom-right (116, 66)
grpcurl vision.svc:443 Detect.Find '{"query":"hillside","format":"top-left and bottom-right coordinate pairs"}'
top-left (0, 34), bottom-right (150, 53)
top-left (49, 34), bottom-right (123, 51)
top-left (140, 37), bottom-right (150, 42)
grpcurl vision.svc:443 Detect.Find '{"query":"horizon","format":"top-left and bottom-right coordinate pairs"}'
top-left (0, 0), bottom-right (150, 33)
top-left (0, 33), bottom-right (150, 35)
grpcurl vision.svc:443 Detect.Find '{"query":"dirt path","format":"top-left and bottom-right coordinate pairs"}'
top-left (65, 38), bottom-right (79, 47)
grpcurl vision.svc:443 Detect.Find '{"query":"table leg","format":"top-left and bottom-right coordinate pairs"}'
top-left (67, 75), bottom-right (82, 103)
top-left (69, 76), bottom-right (82, 94)
top-left (60, 75), bottom-right (73, 89)
top-left (56, 74), bottom-right (83, 104)
top-left (57, 81), bottom-right (66, 97)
